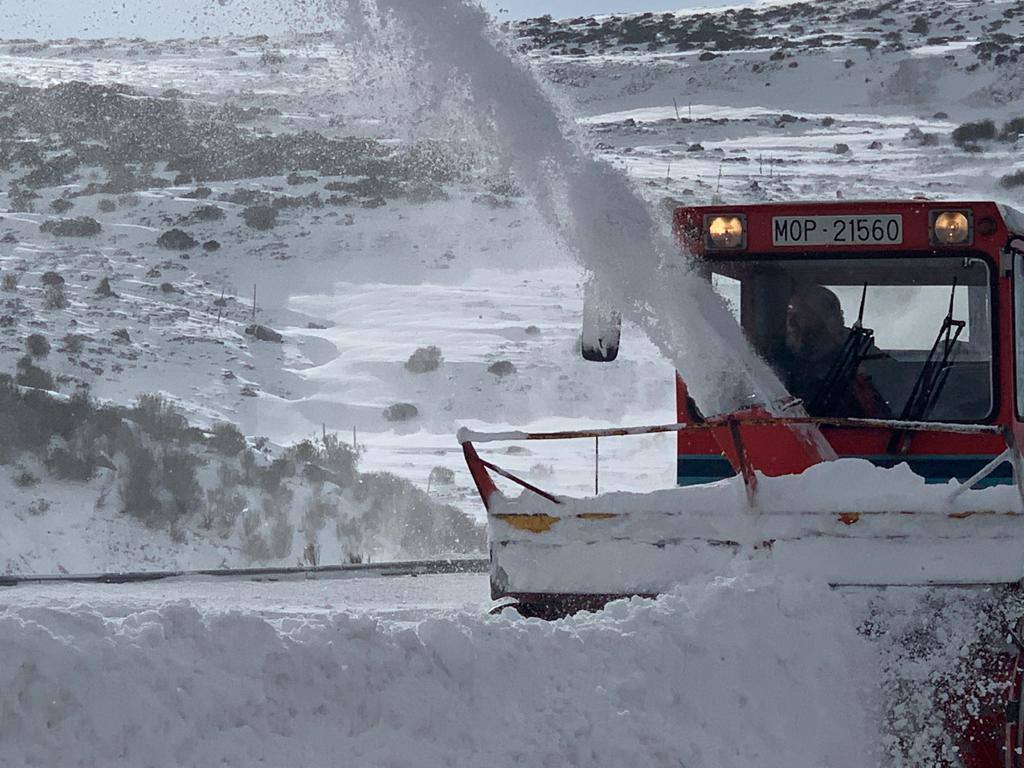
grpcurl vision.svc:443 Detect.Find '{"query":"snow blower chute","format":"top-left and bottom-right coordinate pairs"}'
top-left (460, 200), bottom-right (1024, 766)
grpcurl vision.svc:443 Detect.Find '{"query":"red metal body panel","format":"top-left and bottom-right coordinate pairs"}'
top-left (673, 200), bottom-right (1011, 260)
top-left (711, 406), bottom-right (827, 479)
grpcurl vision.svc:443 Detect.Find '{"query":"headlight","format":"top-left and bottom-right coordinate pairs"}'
top-left (705, 214), bottom-right (746, 250)
top-left (931, 210), bottom-right (972, 245)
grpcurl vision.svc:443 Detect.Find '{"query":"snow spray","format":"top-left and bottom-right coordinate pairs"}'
top-left (334, 0), bottom-right (791, 416)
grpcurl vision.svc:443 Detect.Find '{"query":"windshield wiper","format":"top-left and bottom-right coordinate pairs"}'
top-left (809, 283), bottom-right (875, 415)
top-left (889, 280), bottom-right (965, 452)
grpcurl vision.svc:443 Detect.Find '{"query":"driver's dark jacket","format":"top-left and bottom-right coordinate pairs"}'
top-left (769, 335), bottom-right (893, 418)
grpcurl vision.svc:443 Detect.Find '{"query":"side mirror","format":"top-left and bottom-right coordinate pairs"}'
top-left (581, 285), bottom-right (621, 362)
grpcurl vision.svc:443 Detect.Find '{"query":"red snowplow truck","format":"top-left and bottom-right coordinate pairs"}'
top-left (461, 200), bottom-right (1024, 766)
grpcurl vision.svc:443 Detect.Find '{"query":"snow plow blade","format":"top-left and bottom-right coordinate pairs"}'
top-left (459, 415), bottom-right (1024, 606)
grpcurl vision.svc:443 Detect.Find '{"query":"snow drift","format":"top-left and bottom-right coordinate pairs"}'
top-left (0, 573), bottom-right (877, 768)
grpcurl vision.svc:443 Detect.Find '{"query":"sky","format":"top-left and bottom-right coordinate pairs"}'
top-left (0, 0), bottom-right (747, 39)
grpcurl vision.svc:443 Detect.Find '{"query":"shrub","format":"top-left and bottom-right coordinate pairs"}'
top-left (240, 507), bottom-right (271, 561)
top-left (41, 271), bottom-right (64, 287)
top-left (209, 422), bottom-right (246, 456)
top-left (242, 205), bottom-right (278, 230)
top-left (258, 457), bottom-right (294, 495)
top-left (8, 190), bottom-right (37, 213)
top-left (292, 439), bottom-right (317, 464)
top-left (121, 442), bottom-right (161, 521)
top-left (303, 491), bottom-right (337, 532)
top-left (97, 198), bottom-right (116, 213)
top-left (15, 356), bottom-right (56, 391)
top-left (39, 217), bottom-right (101, 237)
top-left (26, 334), bottom-right (50, 357)
top-left (44, 284), bottom-right (67, 309)
top-left (239, 449), bottom-right (258, 485)
top-left (244, 324), bottom-right (283, 343)
top-left (94, 277), bottom-right (116, 298)
top-left (952, 120), bottom-right (997, 147)
top-left (383, 402), bottom-right (418, 422)
top-left (216, 461), bottom-right (242, 489)
top-left (50, 198), bottom-right (74, 214)
top-left (353, 471), bottom-right (484, 556)
top-left (160, 450), bottom-right (202, 516)
top-left (61, 334), bottom-right (87, 353)
top-left (46, 445), bottom-right (96, 481)
top-left (240, 494), bottom-right (294, 561)
top-left (2, 272), bottom-right (18, 291)
top-left (849, 38), bottom-right (879, 51)
top-left (1000, 170), bottom-right (1024, 189)
top-left (268, 499), bottom-right (295, 558)
top-left (190, 204), bottom-right (225, 221)
top-left (28, 499), bottom-right (50, 516)
top-left (203, 484), bottom-right (247, 535)
top-left (1001, 117), bottom-right (1024, 141)
top-left (131, 393), bottom-right (190, 442)
top-left (183, 186), bottom-right (212, 199)
top-left (404, 345), bottom-right (443, 373)
top-left (487, 360), bottom-right (517, 377)
top-left (157, 228), bottom-right (198, 250)
top-left (14, 470), bottom-right (38, 488)
top-left (321, 435), bottom-right (358, 484)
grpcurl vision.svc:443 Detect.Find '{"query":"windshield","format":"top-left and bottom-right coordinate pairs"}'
top-left (710, 255), bottom-right (993, 422)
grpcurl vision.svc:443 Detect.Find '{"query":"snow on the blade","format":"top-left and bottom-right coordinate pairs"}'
top-left (490, 459), bottom-right (1024, 591)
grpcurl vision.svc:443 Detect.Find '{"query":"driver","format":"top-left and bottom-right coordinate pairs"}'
top-left (775, 284), bottom-right (891, 418)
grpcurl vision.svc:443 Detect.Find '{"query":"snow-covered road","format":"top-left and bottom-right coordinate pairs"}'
top-left (0, 572), bottom-right (491, 621)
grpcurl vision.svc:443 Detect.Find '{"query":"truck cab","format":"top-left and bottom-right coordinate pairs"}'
top-left (660, 201), bottom-right (1024, 487)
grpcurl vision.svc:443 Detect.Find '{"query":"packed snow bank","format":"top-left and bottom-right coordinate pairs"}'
top-left (0, 572), bottom-right (876, 768)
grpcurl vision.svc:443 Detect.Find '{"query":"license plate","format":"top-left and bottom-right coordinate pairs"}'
top-left (772, 215), bottom-right (903, 246)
